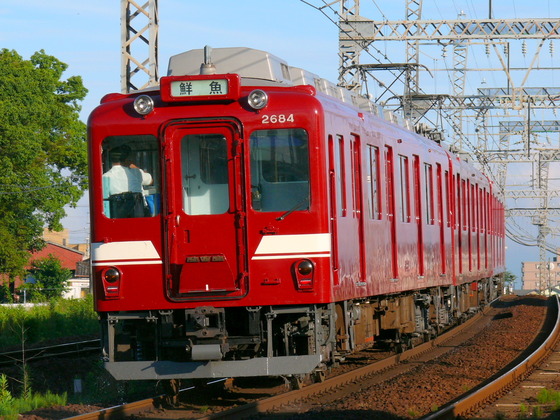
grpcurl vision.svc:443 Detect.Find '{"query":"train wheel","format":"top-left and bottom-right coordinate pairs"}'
top-left (163, 379), bottom-right (180, 406)
top-left (289, 375), bottom-right (305, 390)
top-left (313, 370), bottom-right (326, 383)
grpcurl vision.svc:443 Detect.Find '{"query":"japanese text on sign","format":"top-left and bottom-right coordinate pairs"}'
top-left (170, 79), bottom-right (229, 97)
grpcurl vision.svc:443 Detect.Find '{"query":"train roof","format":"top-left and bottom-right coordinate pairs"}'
top-left (166, 47), bottom-right (465, 149)
top-left (167, 47), bottom-right (387, 117)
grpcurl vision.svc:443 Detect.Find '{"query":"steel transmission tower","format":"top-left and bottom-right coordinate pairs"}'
top-left (331, 0), bottom-right (560, 292)
top-left (121, 0), bottom-right (159, 93)
top-left (338, 0), bottom-right (362, 91)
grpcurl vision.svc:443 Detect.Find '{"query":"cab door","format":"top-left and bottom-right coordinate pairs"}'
top-left (163, 120), bottom-right (247, 299)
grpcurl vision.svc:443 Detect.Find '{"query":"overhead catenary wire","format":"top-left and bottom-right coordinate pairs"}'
top-left (0, 183), bottom-right (77, 194)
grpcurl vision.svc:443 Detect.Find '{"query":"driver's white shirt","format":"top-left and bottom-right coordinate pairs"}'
top-left (102, 164), bottom-right (152, 198)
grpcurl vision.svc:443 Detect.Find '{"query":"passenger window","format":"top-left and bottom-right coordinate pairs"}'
top-left (367, 145), bottom-right (381, 220)
top-left (250, 128), bottom-right (310, 212)
top-left (424, 163), bottom-right (434, 225)
top-left (399, 155), bottom-right (410, 223)
top-left (101, 136), bottom-right (160, 219)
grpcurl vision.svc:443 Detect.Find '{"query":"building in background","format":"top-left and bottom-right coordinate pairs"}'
top-left (1, 229), bottom-right (90, 301)
top-left (522, 250), bottom-right (560, 294)
top-left (39, 228), bottom-right (90, 299)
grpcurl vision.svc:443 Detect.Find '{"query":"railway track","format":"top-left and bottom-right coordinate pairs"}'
top-left (433, 295), bottom-right (560, 420)
top-left (61, 298), bottom-right (498, 420)
top-left (56, 296), bottom-right (556, 420)
top-left (0, 339), bottom-right (101, 367)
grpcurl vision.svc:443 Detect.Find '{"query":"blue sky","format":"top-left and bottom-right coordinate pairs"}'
top-left (2, 0), bottom-right (557, 285)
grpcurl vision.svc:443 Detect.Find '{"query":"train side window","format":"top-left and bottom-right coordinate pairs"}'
top-left (398, 155), bottom-right (410, 223)
top-left (250, 128), bottom-right (310, 212)
top-left (101, 135), bottom-right (160, 219)
top-left (424, 163), bottom-right (434, 225)
top-left (366, 145), bottom-right (381, 220)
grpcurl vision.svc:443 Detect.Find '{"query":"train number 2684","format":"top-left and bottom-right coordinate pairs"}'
top-left (261, 114), bottom-right (294, 124)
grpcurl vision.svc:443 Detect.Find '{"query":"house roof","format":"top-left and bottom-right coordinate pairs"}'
top-left (27, 241), bottom-right (84, 271)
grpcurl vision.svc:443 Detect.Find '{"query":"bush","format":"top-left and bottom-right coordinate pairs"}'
top-left (0, 284), bottom-right (12, 303)
top-left (0, 296), bottom-right (98, 350)
top-left (0, 374), bottom-right (67, 420)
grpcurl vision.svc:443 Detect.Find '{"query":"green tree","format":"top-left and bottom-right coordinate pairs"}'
top-left (0, 284), bottom-right (12, 303)
top-left (27, 255), bottom-right (71, 300)
top-left (503, 271), bottom-right (516, 293)
top-left (0, 49), bottom-right (87, 285)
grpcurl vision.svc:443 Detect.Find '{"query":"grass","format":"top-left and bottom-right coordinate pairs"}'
top-left (0, 374), bottom-right (67, 420)
top-left (536, 388), bottom-right (560, 410)
top-left (0, 296), bottom-right (99, 417)
top-left (0, 296), bottom-right (98, 349)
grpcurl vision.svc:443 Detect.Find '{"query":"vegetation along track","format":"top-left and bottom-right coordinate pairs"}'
top-left (26, 295), bottom-right (554, 419)
top-left (0, 339), bottom-right (100, 368)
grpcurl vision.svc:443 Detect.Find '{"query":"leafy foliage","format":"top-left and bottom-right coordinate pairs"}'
top-left (0, 296), bottom-right (97, 349)
top-left (27, 254), bottom-right (72, 300)
top-left (0, 284), bottom-right (12, 303)
top-left (0, 372), bottom-right (66, 420)
top-left (0, 49), bottom-right (88, 280)
top-left (503, 271), bottom-right (516, 284)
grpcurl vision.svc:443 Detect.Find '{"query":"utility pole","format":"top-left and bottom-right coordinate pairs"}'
top-left (338, 0), bottom-right (362, 92)
top-left (121, 0), bottom-right (159, 93)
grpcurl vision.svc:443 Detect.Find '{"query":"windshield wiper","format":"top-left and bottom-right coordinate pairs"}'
top-left (276, 196), bottom-right (309, 221)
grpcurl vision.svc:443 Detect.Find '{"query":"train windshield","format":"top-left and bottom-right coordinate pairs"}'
top-left (249, 128), bottom-right (310, 212)
top-left (101, 135), bottom-right (160, 219)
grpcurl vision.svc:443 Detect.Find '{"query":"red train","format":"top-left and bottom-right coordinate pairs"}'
top-left (88, 47), bottom-right (505, 382)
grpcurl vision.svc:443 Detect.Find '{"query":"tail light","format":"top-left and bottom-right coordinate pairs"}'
top-left (293, 259), bottom-right (314, 291)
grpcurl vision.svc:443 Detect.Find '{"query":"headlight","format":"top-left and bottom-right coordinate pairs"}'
top-left (297, 260), bottom-right (314, 276)
top-left (247, 89), bottom-right (268, 110)
top-left (104, 267), bottom-right (121, 283)
top-left (293, 259), bottom-right (314, 291)
top-left (133, 95), bottom-right (155, 115)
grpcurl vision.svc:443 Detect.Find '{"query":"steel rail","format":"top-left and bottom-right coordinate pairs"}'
top-left (196, 305), bottom-right (492, 420)
top-left (65, 395), bottom-right (166, 420)
top-left (64, 303), bottom-right (494, 420)
top-left (421, 295), bottom-right (560, 420)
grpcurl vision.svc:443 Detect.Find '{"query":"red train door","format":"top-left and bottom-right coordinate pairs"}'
top-left (351, 135), bottom-right (366, 282)
top-left (328, 136), bottom-right (340, 285)
top-left (163, 120), bottom-right (247, 299)
top-left (413, 155), bottom-right (424, 276)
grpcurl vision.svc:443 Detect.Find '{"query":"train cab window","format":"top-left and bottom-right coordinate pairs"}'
top-left (181, 134), bottom-right (229, 215)
top-left (250, 128), bottom-right (310, 212)
top-left (101, 135), bottom-right (160, 219)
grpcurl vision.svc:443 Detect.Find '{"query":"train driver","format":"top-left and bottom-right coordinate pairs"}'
top-left (102, 145), bottom-right (153, 219)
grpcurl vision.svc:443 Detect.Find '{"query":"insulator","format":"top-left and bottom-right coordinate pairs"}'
top-left (442, 46), bottom-right (447, 58)
top-left (485, 43), bottom-right (491, 56)
top-left (504, 44), bottom-right (509, 55)
top-left (550, 41), bottom-right (555, 57)
top-left (522, 40), bottom-right (527, 56)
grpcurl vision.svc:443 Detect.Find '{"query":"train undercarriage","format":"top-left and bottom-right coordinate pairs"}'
top-left (101, 277), bottom-right (503, 382)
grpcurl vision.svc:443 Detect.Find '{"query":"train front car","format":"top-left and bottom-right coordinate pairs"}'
top-left (88, 48), bottom-right (334, 381)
